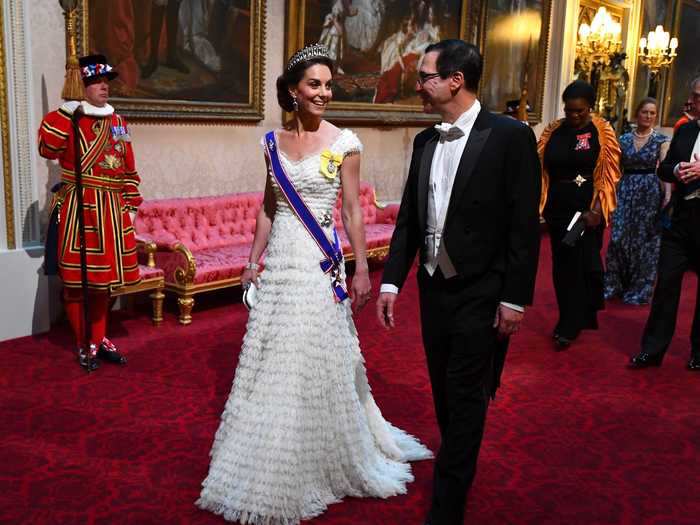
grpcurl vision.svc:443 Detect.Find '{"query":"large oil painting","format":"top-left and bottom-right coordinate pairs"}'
top-left (479, 0), bottom-right (552, 123)
top-left (78, 0), bottom-right (265, 121)
top-left (286, 0), bottom-right (472, 124)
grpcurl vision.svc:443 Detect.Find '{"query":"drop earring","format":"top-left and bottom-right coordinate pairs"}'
top-left (292, 95), bottom-right (299, 112)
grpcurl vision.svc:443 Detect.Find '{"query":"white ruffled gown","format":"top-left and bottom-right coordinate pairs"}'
top-left (196, 129), bottom-right (432, 524)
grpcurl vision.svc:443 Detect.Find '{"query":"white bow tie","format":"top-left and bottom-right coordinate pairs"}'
top-left (434, 123), bottom-right (464, 142)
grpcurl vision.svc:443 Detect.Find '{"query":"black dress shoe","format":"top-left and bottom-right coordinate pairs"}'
top-left (97, 338), bottom-right (127, 365)
top-left (78, 345), bottom-right (99, 371)
top-left (628, 351), bottom-right (663, 368)
top-left (554, 335), bottom-right (572, 350)
top-left (688, 355), bottom-right (700, 371)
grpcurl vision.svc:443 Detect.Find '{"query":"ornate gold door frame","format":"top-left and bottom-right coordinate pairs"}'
top-left (0, 0), bottom-right (14, 249)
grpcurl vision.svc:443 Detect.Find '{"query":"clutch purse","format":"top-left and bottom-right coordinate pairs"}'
top-left (242, 281), bottom-right (258, 311)
top-left (562, 211), bottom-right (586, 247)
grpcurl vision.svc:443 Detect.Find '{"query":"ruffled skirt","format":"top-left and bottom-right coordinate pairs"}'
top-left (197, 215), bottom-right (432, 524)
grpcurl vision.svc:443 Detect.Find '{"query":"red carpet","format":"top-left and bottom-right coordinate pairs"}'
top-left (2, 234), bottom-right (700, 525)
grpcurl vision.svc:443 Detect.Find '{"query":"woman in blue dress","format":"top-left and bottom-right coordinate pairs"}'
top-left (604, 98), bottom-right (671, 304)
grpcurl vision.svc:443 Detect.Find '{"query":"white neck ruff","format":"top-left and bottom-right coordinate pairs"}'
top-left (81, 101), bottom-right (114, 117)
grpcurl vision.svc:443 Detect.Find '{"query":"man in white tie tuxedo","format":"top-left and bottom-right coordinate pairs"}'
top-left (376, 40), bottom-right (541, 525)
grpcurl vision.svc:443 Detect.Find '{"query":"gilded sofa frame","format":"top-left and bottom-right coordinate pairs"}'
top-left (157, 189), bottom-right (392, 325)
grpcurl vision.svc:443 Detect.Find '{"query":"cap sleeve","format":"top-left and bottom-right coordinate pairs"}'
top-left (338, 129), bottom-right (363, 158)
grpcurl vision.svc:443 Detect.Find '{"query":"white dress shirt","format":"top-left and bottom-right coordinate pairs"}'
top-left (380, 101), bottom-right (523, 313)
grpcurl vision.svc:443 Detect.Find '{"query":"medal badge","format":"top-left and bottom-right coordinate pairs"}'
top-left (574, 132), bottom-right (592, 151)
top-left (319, 150), bottom-right (343, 180)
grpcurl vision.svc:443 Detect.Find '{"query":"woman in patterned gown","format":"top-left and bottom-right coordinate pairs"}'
top-left (604, 98), bottom-right (671, 304)
top-left (196, 44), bottom-right (432, 525)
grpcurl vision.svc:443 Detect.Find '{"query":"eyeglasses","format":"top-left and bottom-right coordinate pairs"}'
top-left (417, 71), bottom-right (442, 86)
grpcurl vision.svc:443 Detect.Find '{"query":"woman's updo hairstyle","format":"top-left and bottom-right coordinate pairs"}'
top-left (562, 80), bottom-right (596, 108)
top-left (277, 43), bottom-right (335, 112)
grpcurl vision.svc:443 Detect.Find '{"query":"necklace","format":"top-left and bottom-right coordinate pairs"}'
top-left (633, 128), bottom-right (653, 139)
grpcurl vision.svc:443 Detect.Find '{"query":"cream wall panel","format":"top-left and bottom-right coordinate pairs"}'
top-left (0, 248), bottom-right (56, 341)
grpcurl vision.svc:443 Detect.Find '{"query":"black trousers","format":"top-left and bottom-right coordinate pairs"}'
top-left (418, 267), bottom-right (502, 525)
top-left (641, 199), bottom-right (700, 357)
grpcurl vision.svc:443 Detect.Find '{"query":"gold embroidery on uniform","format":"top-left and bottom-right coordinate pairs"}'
top-left (99, 154), bottom-right (122, 170)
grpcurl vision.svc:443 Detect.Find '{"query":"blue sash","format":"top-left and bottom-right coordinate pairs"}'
top-left (264, 131), bottom-right (348, 302)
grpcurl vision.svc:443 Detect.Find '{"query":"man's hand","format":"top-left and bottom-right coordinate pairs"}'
top-left (376, 292), bottom-right (397, 329)
top-left (677, 153), bottom-right (700, 184)
top-left (493, 303), bottom-right (524, 340)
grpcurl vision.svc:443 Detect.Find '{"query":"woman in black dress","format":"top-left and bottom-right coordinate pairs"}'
top-left (538, 81), bottom-right (622, 349)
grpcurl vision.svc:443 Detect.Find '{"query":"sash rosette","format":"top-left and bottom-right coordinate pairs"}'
top-left (264, 131), bottom-right (349, 302)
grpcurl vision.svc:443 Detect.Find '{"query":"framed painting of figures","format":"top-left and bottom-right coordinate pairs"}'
top-left (478, 0), bottom-right (552, 124)
top-left (77, 0), bottom-right (265, 122)
top-left (286, 0), bottom-right (473, 125)
top-left (662, 0), bottom-right (700, 127)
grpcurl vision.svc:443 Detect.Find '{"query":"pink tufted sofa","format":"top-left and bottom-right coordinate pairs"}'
top-left (134, 182), bottom-right (398, 324)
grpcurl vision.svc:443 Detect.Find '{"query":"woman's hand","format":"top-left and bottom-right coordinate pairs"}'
top-left (241, 268), bottom-right (259, 289)
top-left (582, 209), bottom-right (602, 228)
top-left (350, 269), bottom-right (372, 310)
top-left (662, 190), bottom-right (672, 208)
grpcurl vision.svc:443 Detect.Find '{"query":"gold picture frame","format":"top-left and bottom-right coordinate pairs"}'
top-left (629, 0), bottom-right (674, 114)
top-left (661, 0), bottom-right (700, 127)
top-left (478, 0), bottom-right (552, 124)
top-left (77, 0), bottom-right (265, 122)
top-left (285, 0), bottom-right (471, 125)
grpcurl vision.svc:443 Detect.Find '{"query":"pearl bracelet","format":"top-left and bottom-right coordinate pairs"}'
top-left (245, 262), bottom-right (260, 271)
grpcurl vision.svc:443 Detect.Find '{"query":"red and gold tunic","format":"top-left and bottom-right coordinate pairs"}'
top-left (38, 105), bottom-right (142, 290)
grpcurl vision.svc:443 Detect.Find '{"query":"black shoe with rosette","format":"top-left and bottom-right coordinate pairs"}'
top-left (97, 337), bottom-right (127, 365)
top-left (78, 344), bottom-right (99, 371)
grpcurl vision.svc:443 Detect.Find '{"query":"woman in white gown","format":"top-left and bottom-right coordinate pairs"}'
top-left (196, 43), bottom-right (432, 525)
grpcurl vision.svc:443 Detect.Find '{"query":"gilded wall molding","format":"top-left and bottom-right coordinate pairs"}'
top-left (0, 0), bottom-right (14, 249)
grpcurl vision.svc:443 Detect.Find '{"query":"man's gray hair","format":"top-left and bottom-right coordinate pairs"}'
top-left (691, 76), bottom-right (700, 91)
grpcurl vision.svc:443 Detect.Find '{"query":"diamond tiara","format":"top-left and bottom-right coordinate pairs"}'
top-left (286, 43), bottom-right (332, 71)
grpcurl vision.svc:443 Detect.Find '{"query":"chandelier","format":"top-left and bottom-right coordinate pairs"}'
top-left (577, 6), bottom-right (622, 72)
top-left (638, 25), bottom-right (678, 75)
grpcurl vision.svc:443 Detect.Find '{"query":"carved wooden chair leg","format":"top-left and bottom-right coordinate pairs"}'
top-left (177, 294), bottom-right (195, 325)
top-left (150, 287), bottom-right (165, 325)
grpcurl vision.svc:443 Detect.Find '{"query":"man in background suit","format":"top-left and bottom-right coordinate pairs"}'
top-left (631, 76), bottom-right (700, 370)
top-left (376, 40), bottom-right (541, 525)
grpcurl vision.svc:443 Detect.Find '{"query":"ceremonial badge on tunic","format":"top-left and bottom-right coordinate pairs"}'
top-left (99, 154), bottom-right (122, 170)
top-left (575, 132), bottom-right (592, 151)
top-left (319, 150), bottom-right (343, 180)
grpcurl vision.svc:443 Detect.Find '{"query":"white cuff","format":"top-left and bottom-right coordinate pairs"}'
top-left (380, 283), bottom-right (399, 294)
top-left (500, 301), bottom-right (524, 313)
